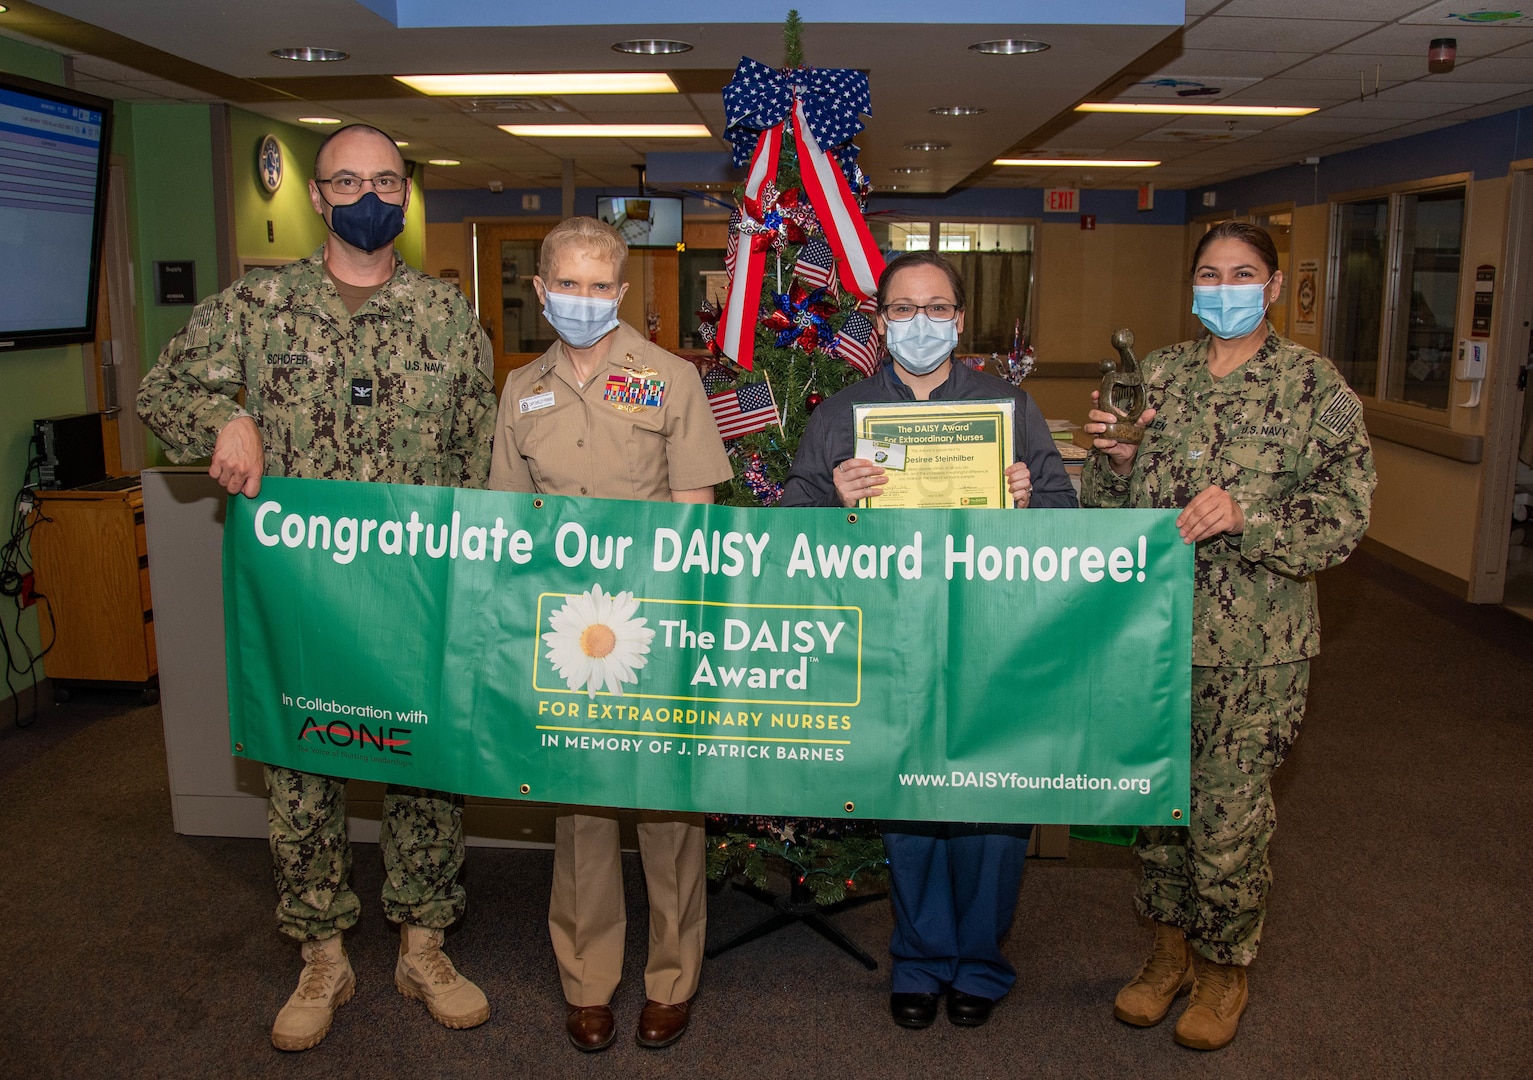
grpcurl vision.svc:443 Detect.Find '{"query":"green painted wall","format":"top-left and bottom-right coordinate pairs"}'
top-left (230, 110), bottom-right (328, 262)
top-left (0, 38), bottom-right (86, 679)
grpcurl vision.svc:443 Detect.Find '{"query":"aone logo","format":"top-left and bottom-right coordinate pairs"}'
top-left (297, 717), bottom-right (413, 755)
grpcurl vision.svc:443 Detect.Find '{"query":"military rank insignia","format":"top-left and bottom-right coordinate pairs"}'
top-left (603, 363), bottom-right (665, 413)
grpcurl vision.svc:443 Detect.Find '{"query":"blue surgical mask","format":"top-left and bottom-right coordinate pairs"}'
top-left (542, 291), bottom-right (621, 349)
top-left (1192, 277), bottom-right (1273, 340)
top-left (324, 191), bottom-right (406, 254)
top-left (884, 313), bottom-right (958, 375)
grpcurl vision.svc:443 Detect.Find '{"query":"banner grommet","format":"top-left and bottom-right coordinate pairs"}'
top-left (846, 513), bottom-right (857, 524)
top-left (1171, 808), bottom-right (1183, 820)
top-left (844, 801), bottom-right (855, 813)
top-left (520, 784), bottom-right (531, 794)
top-left (532, 498), bottom-right (544, 509)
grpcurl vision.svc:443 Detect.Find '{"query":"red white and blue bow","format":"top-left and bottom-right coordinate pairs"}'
top-left (716, 56), bottom-right (886, 370)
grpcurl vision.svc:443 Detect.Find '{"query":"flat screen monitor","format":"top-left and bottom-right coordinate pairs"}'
top-left (597, 195), bottom-right (683, 249)
top-left (0, 73), bottom-right (113, 352)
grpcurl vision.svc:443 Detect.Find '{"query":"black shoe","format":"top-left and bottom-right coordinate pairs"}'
top-left (890, 992), bottom-right (940, 1028)
top-left (946, 989), bottom-right (996, 1027)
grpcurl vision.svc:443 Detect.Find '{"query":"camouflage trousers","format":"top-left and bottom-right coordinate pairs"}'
top-left (265, 765), bottom-right (468, 942)
top-left (1135, 661), bottom-right (1309, 967)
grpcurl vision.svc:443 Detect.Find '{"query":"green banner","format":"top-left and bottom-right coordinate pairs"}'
top-left (224, 477), bottom-right (1192, 825)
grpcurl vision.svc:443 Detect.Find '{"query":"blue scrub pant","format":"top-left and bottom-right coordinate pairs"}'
top-left (881, 822), bottom-right (1032, 999)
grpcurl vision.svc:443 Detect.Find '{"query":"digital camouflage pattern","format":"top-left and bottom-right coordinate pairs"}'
top-left (1082, 328), bottom-right (1375, 966)
top-left (140, 249), bottom-right (494, 941)
top-left (1081, 329), bottom-right (1375, 667)
top-left (138, 248), bottom-right (495, 489)
top-left (266, 767), bottom-right (467, 939)
top-left (1134, 662), bottom-right (1307, 966)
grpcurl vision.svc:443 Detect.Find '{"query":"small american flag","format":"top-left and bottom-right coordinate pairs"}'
top-left (701, 364), bottom-right (734, 395)
top-left (793, 237), bottom-right (837, 291)
top-left (709, 381), bottom-right (780, 441)
top-left (832, 311), bottom-right (879, 377)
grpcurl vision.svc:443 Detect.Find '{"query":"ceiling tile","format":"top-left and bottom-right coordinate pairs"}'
top-left (1318, 99), bottom-right (1461, 120)
top-left (1182, 16), bottom-right (1381, 53)
top-left (1215, 0), bottom-right (1430, 17)
top-left (1436, 56), bottom-right (1533, 82)
top-left (1156, 49), bottom-right (1316, 78)
top-left (1332, 23), bottom-right (1533, 57)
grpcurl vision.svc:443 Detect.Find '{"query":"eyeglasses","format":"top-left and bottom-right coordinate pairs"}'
top-left (315, 173), bottom-right (406, 196)
top-left (880, 302), bottom-right (959, 323)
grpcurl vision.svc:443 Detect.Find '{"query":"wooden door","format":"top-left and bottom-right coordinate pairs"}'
top-left (473, 222), bottom-right (556, 395)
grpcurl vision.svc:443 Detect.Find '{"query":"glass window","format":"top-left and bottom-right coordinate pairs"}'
top-left (1326, 184), bottom-right (1465, 410)
top-left (1329, 198), bottom-right (1388, 398)
top-left (1388, 188), bottom-right (1465, 409)
top-left (868, 220), bottom-right (931, 251)
top-left (500, 239), bottom-right (557, 354)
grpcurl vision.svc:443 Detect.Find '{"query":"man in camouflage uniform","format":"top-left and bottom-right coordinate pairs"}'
top-left (138, 124), bottom-right (497, 1051)
top-left (1083, 222), bottom-right (1375, 1052)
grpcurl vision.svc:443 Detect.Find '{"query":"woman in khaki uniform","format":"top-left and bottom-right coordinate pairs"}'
top-left (489, 217), bottom-right (733, 1053)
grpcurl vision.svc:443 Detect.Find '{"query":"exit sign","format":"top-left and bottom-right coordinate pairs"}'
top-left (1044, 188), bottom-right (1079, 213)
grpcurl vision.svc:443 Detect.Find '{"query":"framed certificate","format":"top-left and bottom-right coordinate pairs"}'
top-left (851, 399), bottom-right (1015, 509)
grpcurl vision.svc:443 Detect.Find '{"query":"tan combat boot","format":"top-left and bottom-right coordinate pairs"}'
top-left (395, 923), bottom-right (490, 1029)
top-left (1174, 954), bottom-right (1249, 1050)
top-left (271, 933), bottom-right (355, 1051)
top-left (1113, 921), bottom-right (1193, 1026)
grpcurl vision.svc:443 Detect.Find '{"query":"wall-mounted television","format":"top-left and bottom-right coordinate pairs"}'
top-left (596, 195), bottom-right (683, 249)
top-left (0, 73), bottom-right (114, 352)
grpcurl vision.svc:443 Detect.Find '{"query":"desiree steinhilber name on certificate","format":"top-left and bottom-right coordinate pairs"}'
top-left (851, 399), bottom-right (1015, 510)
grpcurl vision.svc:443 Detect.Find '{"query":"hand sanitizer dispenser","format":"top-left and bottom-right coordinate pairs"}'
top-left (1456, 339), bottom-right (1487, 407)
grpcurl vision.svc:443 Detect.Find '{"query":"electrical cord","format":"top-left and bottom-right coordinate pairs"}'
top-left (3, 456), bottom-right (54, 728)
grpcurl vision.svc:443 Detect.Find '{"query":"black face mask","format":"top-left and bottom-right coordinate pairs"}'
top-left (323, 190), bottom-right (405, 253)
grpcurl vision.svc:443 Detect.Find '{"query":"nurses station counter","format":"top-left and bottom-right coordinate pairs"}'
top-left (142, 467), bottom-right (1066, 857)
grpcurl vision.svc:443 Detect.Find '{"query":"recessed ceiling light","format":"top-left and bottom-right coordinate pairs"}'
top-left (929, 106), bottom-right (986, 117)
top-left (499, 124), bottom-right (711, 138)
top-left (890, 167), bottom-right (929, 174)
top-left (0, 6), bottom-right (11, 13)
top-left (298, 116), bottom-right (343, 125)
top-left (611, 39), bottom-right (693, 55)
top-left (428, 158), bottom-right (461, 166)
top-left (1076, 103), bottom-right (1317, 117)
top-left (394, 140), bottom-right (410, 148)
top-left (396, 73), bottom-right (676, 95)
top-left (904, 141), bottom-right (951, 151)
top-left (270, 47), bottom-right (349, 62)
top-left (994, 157), bottom-right (1160, 168)
top-left (969, 39), bottom-right (1051, 55)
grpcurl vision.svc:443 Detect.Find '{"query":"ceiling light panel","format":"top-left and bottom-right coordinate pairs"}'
top-left (396, 73), bottom-right (676, 96)
top-left (499, 124), bottom-right (711, 138)
top-left (1077, 103), bottom-right (1317, 116)
top-left (994, 158), bottom-right (1161, 167)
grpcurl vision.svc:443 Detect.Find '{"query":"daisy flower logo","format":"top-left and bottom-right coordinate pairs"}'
top-left (542, 584), bottom-right (655, 697)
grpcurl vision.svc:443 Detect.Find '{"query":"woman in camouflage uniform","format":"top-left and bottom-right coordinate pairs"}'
top-left (1082, 221), bottom-right (1376, 1051)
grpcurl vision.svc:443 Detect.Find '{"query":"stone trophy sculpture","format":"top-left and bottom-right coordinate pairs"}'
top-left (1098, 328), bottom-right (1148, 443)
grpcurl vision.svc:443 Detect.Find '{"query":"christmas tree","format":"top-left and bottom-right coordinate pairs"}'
top-left (700, 12), bottom-right (890, 906)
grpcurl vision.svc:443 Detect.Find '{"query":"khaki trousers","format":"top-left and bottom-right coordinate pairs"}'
top-left (549, 807), bottom-right (707, 1006)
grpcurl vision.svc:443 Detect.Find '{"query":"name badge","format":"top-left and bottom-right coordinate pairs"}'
top-left (519, 391), bottom-right (555, 414)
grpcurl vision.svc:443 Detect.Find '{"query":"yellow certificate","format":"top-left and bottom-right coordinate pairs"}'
top-left (852, 399), bottom-right (1015, 509)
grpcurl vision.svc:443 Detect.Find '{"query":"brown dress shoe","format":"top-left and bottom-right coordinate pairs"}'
top-left (565, 1004), bottom-right (615, 1052)
top-left (636, 999), bottom-right (692, 1048)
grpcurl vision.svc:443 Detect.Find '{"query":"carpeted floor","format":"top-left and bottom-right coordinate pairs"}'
top-left (1, 550), bottom-right (1528, 1080)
